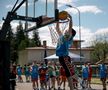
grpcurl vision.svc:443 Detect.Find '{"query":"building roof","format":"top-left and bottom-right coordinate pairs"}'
top-left (26, 46), bottom-right (54, 50)
top-left (26, 46), bottom-right (93, 51)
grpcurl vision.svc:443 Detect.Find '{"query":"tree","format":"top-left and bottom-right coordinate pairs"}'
top-left (90, 34), bottom-right (108, 63)
top-left (18, 40), bottom-right (27, 50)
top-left (32, 30), bottom-right (41, 47)
top-left (15, 21), bottom-right (30, 50)
top-left (13, 21), bottom-right (29, 63)
top-left (5, 25), bottom-right (18, 63)
top-left (16, 21), bottom-right (25, 47)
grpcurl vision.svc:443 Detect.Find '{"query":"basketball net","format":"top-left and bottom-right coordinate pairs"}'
top-left (48, 19), bottom-right (69, 45)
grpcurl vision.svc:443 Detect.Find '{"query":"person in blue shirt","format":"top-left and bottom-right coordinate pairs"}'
top-left (55, 12), bottom-right (76, 90)
top-left (99, 62), bottom-right (107, 90)
top-left (31, 61), bottom-right (39, 90)
top-left (24, 64), bottom-right (31, 82)
top-left (82, 63), bottom-right (89, 89)
top-left (17, 65), bottom-right (23, 82)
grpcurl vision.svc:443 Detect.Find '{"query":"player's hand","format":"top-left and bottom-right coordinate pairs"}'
top-left (68, 14), bottom-right (72, 19)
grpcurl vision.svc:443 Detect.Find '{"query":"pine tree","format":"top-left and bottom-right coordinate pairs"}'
top-left (32, 30), bottom-right (41, 47)
top-left (15, 21), bottom-right (29, 50)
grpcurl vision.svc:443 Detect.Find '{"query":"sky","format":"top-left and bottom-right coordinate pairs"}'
top-left (0, 0), bottom-right (108, 47)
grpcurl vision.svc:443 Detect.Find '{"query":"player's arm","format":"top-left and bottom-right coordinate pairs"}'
top-left (68, 14), bottom-right (76, 40)
top-left (68, 14), bottom-right (73, 36)
top-left (56, 22), bottom-right (62, 36)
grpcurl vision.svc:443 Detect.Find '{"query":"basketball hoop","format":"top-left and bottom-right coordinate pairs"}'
top-left (47, 11), bottom-right (72, 45)
top-left (49, 17), bottom-right (70, 45)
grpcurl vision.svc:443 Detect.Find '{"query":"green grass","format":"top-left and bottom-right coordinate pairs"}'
top-left (91, 78), bottom-right (102, 84)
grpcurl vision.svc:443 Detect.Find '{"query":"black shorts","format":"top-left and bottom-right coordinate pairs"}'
top-left (50, 75), bottom-right (55, 78)
top-left (59, 56), bottom-right (71, 77)
top-left (100, 77), bottom-right (106, 81)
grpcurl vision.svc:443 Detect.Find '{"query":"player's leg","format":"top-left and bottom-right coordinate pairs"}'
top-left (59, 56), bottom-right (74, 90)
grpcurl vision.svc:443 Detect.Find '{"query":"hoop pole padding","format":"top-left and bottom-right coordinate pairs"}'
top-left (55, 9), bottom-right (59, 21)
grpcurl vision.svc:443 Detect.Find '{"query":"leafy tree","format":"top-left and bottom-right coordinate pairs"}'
top-left (31, 30), bottom-right (41, 47)
top-left (5, 25), bottom-right (18, 63)
top-left (16, 21), bottom-right (25, 46)
top-left (90, 35), bottom-right (108, 63)
top-left (13, 21), bottom-right (28, 63)
top-left (15, 21), bottom-right (30, 50)
top-left (28, 39), bottom-right (36, 47)
top-left (7, 21), bottom-right (42, 63)
top-left (18, 40), bottom-right (27, 50)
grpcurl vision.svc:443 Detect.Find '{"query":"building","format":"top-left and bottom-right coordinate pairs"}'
top-left (18, 40), bottom-right (93, 66)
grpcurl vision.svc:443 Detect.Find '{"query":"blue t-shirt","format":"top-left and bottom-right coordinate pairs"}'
top-left (17, 66), bottom-right (22, 76)
top-left (82, 66), bottom-right (89, 79)
top-left (31, 65), bottom-right (39, 79)
top-left (56, 35), bottom-right (73, 57)
top-left (99, 64), bottom-right (107, 78)
top-left (25, 66), bottom-right (30, 76)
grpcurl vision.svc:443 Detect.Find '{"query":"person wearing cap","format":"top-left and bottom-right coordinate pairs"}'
top-left (55, 12), bottom-right (76, 90)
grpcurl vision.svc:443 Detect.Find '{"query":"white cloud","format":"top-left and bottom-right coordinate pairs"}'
top-left (5, 2), bottom-right (31, 9)
top-left (58, 0), bottom-right (72, 4)
top-left (10, 22), bottom-right (19, 33)
top-left (75, 26), bottom-right (94, 47)
top-left (79, 5), bottom-right (102, 14)
top-left (38, 26), bottom-right (54, 47)
top-left (38, 26), bottom-right (108, 47)
top-left (81, 27), bottom-right (108, 47)
top-left (65, 5), bottom-right (102, 14)
top-left (94, 28), bottom-right (108, 35)
top-left (6, 4), bottom-right (13, 9)
top-left (0, 21), bottom-right (3, 29)
top-left (0, 21), bottom-right (18, 33)
top-left (80, 27), bottom-right (108, 47)
top-left (41, 0), bottom-right (72, 3)
top-left (21, 3), bottom-right (31, 7)
top-left (38, 25), bottom-right (94, 47)
top-left (2, 20), bottom-right (108, 48)
top-left (0, 20), bottom-right (93, 47)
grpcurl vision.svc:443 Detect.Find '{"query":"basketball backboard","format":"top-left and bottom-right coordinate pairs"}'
top-left (26, 0), bottom-right (58, 32)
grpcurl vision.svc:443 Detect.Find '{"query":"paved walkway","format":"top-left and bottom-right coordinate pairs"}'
top-left (15, 76), bottom-right (108, 90)
top-left (16, 81), bottom-right (108, 90)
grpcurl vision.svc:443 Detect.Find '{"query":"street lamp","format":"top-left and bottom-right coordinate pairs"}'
top-left (33, 0), bottom-right (38, 17)
top-left (66, 4), bottom-right (82, 61)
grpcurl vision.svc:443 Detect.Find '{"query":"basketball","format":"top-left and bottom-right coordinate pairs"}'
top-left (59, 11), bottom-right (68, 20)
